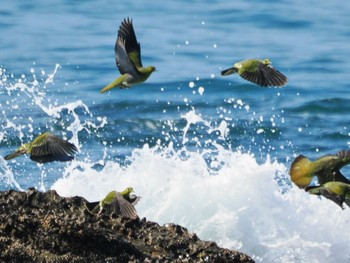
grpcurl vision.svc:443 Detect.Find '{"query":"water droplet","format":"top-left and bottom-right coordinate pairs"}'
top-left (198, 86), bottom-right (204, 95)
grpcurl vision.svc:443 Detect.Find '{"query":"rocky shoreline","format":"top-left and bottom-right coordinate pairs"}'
top-left (0, 188), bottom-right (254, 262)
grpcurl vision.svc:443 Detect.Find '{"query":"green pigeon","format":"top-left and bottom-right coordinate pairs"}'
top-left (4, 132), bottom-right (78, 163)
top-left (100, 18), bottom-right (156, 93)
top-left (221, 58), bottom-right (288, 87)
top-left (306, 181), bottom-right (350, 209)
top-left (290, 150), bottom-right (350, 189)
top-left (85, 187), bottom-right (139, 219)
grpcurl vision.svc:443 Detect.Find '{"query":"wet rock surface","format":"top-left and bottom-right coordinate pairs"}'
top-left (0, 188), bottom-right (254, 262)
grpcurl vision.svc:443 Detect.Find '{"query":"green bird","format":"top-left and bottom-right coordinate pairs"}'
top-left (306, 181), bottom-right (350, 209)
top-left (221, 58), bottom-right (288, 87)
top-left (290, 150), bottom-right (350, 189)
top-left (85, 187), bottom-right (139, 219)
top-left (100, 18), bottom-right (156, 93)
top-left (4, 132), bottom-right (78, 163)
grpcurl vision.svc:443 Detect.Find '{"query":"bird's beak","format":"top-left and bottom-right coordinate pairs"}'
top-left (4, 150), bottom-right (25, 161)
top-left (100, 78), bottom-right (120, 94)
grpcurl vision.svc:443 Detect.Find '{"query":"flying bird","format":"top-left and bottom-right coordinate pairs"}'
top-left (306, 181), bottom-right (350, 209)
top-left (4, 132), bottom-right (78, 163)
top-left (85, 187), bottom-right (139, 219)
top-left (290, 150), bottom-right (350, 189)
top-left (221, 58), bottom-right (287, 87)
top-left (101, 18), bottom-right (156, 93)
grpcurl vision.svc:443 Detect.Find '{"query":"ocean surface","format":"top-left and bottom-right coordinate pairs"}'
top-left (1, 0), bottom-right (350, 262)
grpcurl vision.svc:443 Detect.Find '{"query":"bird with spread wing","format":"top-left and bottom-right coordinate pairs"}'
top-left (4, 132), bottom-right (78, 163)
top-left (221, 58), bottom-right (287, 87)
top-left (85, 187), bottom-right (140, 220)
top-left (101, 18), bottom-right (156, 93)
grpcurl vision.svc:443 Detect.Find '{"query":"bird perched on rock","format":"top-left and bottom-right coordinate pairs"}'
top-left (290, 150), bottom-right (350, 189)
top-left (4, 132), bottom-right (78, 163)
top-left (221, 58), bottom-right (287, 87)
top-left (101, 18), bottom-right (156, 93)
top-left (85, 187), bottom-right (140, 219)
top-left (306, 181), bottom-right (350, 209)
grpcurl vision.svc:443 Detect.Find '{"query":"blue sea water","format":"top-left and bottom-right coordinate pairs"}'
top-left (1, 0), bottom-right (350, 262)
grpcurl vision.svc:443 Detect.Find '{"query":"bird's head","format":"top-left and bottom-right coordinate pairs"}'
top-left (233, 62), bottom-right (242, 69)
top-left (121, 187), bottom-right (135, 195)
top-left (142, 66), bottom-right (157, 76)
top-left (120, 186), bottom-right (138, 201)
top-left (262, 58), bottom-right (271, 65)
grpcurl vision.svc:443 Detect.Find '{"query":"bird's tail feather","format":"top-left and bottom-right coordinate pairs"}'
top-left (101, 77), bottom-right (124, 93)
top-left (290, 155), bottom-right (314, 189)
top-left (221, 67), bottom-right (238, 76)
top-left (4, 150), bottom-right (24, 161)
top-left (305, 185), bottom-right (321, 194)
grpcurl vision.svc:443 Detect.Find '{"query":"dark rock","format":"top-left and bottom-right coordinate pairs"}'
top-left (0, 189), bottom-right (254, 263)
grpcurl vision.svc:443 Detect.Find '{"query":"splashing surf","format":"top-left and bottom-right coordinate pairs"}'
top-left (1, 65), bottom-right (349, 262)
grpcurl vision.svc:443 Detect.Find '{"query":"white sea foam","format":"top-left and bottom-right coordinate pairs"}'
top-left (51, 109), bottom-right (350, 263)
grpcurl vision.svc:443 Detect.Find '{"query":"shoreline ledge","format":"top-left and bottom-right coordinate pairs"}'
top-left (0, 188), bottom-right (254, 262)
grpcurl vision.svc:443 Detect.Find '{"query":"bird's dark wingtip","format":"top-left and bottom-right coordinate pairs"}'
top-left (117, 17), bottom-right (139, 55)
top-left (266, 68), bottom-right (288, 87)
top-left (336, 149), bottom-right (350, 160)
top-left (121, 17), bottom-right (133, 26)
top-left (30, 154), bottom-right (75, 163)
